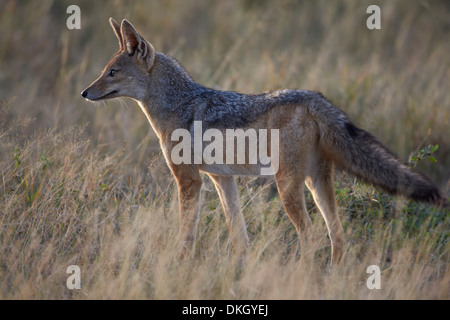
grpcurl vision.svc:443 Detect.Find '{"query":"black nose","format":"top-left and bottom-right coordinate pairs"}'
top-left (81, 90), bottom-right (88, 98)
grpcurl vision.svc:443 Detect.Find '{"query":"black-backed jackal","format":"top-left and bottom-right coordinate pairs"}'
top-left (82, 19), bottom-right (447, 264)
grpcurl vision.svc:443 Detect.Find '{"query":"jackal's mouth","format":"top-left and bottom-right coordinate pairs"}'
top-left (90, 90), bottom-right (118, 101)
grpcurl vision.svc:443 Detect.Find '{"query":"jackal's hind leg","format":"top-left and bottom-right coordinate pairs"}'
top-left (305, 160), bottom-right (344, 265)
top-left (275, 170), bottom-right (312, 257)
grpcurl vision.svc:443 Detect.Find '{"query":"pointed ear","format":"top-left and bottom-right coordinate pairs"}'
top-left (109, 18), bottom-right (124, 51)
top-left (120, 20), bottom-right (155, 70)
top-left (121, 20), bottom-right (140, 55)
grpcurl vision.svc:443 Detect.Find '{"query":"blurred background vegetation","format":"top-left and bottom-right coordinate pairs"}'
top-left (0, 0), bottom-right (449, 299)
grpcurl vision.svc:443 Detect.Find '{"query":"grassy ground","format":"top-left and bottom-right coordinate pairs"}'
top-left (0, 0), bottom-right (449, 299)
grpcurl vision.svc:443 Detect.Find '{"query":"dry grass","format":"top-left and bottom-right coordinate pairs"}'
top-left (0, 0), bottom-right (449, 299)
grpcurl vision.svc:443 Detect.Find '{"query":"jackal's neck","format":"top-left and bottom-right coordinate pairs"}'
top-left (145, 53), bottom-right (201, 108)
top-left (137, 52), bottom-right (202, 136)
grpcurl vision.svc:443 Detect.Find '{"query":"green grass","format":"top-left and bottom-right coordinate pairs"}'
top-left (0, 0), bottom-right (449, 299)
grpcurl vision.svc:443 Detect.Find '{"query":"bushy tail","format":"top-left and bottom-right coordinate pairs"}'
top-left (313, 99), bottom-right (447, 207)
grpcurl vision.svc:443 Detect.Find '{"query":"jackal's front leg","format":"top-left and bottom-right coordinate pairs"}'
top-left (208, 174), bottom-right (249, 254)
top-left (173, 166), bottom-right (203, 259)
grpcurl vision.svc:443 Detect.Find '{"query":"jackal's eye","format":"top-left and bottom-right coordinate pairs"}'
top-left (110, 69), bottom-right (118, 77)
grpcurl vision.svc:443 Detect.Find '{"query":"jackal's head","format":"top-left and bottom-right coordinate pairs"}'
top-left (81, 18), bottom-right (155, 101)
